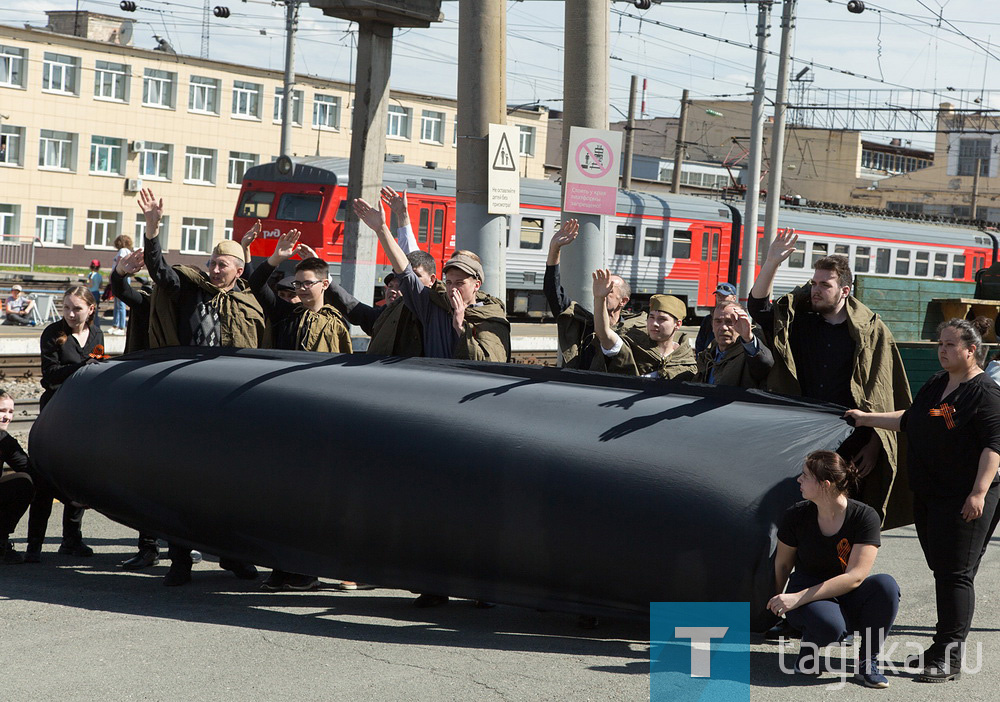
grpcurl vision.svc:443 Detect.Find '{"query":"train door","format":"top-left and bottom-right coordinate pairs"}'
top-left (415, 200), bottom-right (450, 268)
top-left (698, 225), bottom-right (724, 305)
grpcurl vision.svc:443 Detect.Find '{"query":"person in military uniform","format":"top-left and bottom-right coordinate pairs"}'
top-left (696, 301), bottom-right (774, 388)
top-left (590, 269), bottom-right (696, 380)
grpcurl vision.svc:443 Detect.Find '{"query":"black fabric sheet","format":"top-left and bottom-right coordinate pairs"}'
top-left (29, 347), bottom-right (853, 628)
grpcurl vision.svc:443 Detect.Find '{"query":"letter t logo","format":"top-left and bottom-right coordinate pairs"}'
top-left (674, 627), bottom-right (729, 677)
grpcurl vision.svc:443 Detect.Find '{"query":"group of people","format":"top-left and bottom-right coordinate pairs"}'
top-left (0, 188), bottom-right (996, 688)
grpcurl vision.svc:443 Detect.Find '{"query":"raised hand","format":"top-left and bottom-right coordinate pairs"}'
top-left (241, 220), bottom-right (261, 250)
top-left (592, 268), bottom-right (615, 300)
top-left (353, 198), bottom-right (385, 233)
top-left (733, 307), bottom-right (753, 342)
top-left (296, 243), bottom-right (319, 260)
top-left (765, 228), bottom-right (798, 267)
top-left (116, 249), bottom-right (146, 276)
top-left (380, 187), bottom-right (408, 220)
top-left (136, 188), bottom-right (164, 235)
top-left (550, 219), bottom-right (580, 251)
top-left (273, 229), bottom-right (302, 261)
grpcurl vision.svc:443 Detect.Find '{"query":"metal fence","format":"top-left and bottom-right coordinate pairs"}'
top-left (0, 237), bottom-right (36, 270)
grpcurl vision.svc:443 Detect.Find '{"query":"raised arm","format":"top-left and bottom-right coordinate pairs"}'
top-left (592, 269), bottom-right (622, 352)
top-left (111, 249), bottom-right (146, 309)
top-left (247, 229), bottom-right (302, 319)
top-left (750, 228), bottom-right (797, 301)
top-left (381, 187), bottom-right (419, 254)
top-left (353, 198), bottom-right (408, 274)
top-left (240, 220), bottom-right (261, 279)
top-left (137, 188), bottom-right (179, 293)
top-left (544, 219), bottom-right (579, 316)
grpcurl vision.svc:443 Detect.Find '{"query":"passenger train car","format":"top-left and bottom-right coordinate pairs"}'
top-left (234, 157), bottom-right (997, 317)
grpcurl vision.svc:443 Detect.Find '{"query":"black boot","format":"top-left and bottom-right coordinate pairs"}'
top-left (2, 539), bottom-right (23, 565)
top-left (24, 539), bottom-right (42, 563)
top-left (58, 504), bottom-right (92, 557)
top-left (163, 543), bottom-right (192, 586)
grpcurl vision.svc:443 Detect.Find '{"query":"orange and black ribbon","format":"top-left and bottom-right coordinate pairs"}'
top-left (929, 403), bottom-right (957, 429)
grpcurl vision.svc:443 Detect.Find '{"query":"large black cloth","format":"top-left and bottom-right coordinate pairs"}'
top-left (30, 347), bottom-right (854, 628)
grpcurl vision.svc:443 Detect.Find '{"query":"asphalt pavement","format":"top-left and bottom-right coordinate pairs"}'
top-left (4, 511), bottom-right (1000, 701)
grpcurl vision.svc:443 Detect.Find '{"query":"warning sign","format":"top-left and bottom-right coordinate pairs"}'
top-left (488, 124), bottom-right (520, 214)
top-left (564, 127), bottom-right (623, 216)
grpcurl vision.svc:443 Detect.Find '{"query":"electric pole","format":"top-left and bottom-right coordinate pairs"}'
top-left (280, 0), bottom-right (299, 158)
top-left (670, 89), bottom-right (690, 195)
top-left (559, 0), bottom-right (609, 312)
top-left (455, 0), bottom-right (507, 299)
top-left (738, 0), bottom-right (771, 301)
top-left (622, 74), bottom-right (638, 191)
top-left (761, 0), bottom-right (796, 259)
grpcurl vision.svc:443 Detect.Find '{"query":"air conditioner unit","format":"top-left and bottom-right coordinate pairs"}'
top-left (124, 178), bottom-right (142, 192)
top-left (129, 140), bottom-right (145, 153)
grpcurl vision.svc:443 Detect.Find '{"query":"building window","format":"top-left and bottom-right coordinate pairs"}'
top-left (189, 75), bottom-right (220, 114)
top-left (36, 207), bottom-right (70, 246)
top-left (185, 147), bottom-right (216, 185)
top-left (519, 125), bottom-right (536, 157)
top-left (139, 142), bottom-right (171, 180)
top-left (452, 115), bottom-right (457, 147)
top-left (90, 136), bottom-right (124, 175)
top-left (143, 69), bottom-right (175, 108)
top-left (134, 213), bottom-right (168, 243)
top-left (232, 80), bottom-right (261, 119)
top-left (0, 125), bottom-right (24, 166)
top-left (42, 52), bottom-right (79, 95)
top-left (644, 227), bottom-right (664, 258)
top-left (0, 204), bottom-right (18, 242)
top-left (671, 230), bottom-right (692, 259)
top-left (39, 130), bottom-right (75, 171)
top-left (386, 104), bottom-right (411, 139)
top-left (0, 45), bottom-right (26, 88)
top-left (420, 110), bottom-right (444, 144)
top-left (86, 210), bottom-right (120, 248)
top-left (312, 93), bottom-right (340, 130)
top-left (958, 138), bottom-right (991, 177)
top-left (94, 60), bottom-right (128, 102)
top-left (228, 151), bottom-right (257, 186)
top-left (273, 87), bottom-right (303, 125)
top-left (181, 217), bottom-right (213, 254)
top-left (224, 219), bottom-right (234, 240)
top-left (614, 225), bottom-right (636, 256)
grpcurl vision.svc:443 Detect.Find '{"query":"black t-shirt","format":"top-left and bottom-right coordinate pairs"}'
top-left (901, 370), bottom-right (1000, 497)
top-left (777, 499), bottom-right (881, 581)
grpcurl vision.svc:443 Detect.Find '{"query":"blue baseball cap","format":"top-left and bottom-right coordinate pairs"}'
top-left (714, 282), bottom-right (738, 296)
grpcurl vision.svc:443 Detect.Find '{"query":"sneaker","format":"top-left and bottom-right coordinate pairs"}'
top-left (283, 573), bottom-right (320, 591)
top-left (2, 541), bottom-right (24, 564)
top-left (57, 540), bottom-right (94, 557)
top-left (335, 581), bottom-right (376, 591)
top-left (858, 658), bottom-right (889, 688)
top-left (260, 570), bottom-right (289, 592)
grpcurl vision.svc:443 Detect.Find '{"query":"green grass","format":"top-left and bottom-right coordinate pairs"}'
top-left (31, 265), bottom-right (90, 276)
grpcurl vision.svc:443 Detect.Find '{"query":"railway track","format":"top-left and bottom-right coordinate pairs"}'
top-left (8, 397), bottom-right (39, 433)
top-left (0, 354), bottom-right (43, 380)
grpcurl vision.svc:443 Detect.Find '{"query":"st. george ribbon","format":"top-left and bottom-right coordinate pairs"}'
top-left (30, 347), bottom-right (853, 629)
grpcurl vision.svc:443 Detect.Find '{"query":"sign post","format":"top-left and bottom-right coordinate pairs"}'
top-left (564, 126), bottom-right (623, 216)
top-left (488, 124), bottom-right (520, 215)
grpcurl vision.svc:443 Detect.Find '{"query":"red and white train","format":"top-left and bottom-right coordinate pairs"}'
top-left (235, 156), bottom-right (997, 317)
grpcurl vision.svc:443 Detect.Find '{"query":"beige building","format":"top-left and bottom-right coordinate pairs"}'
top-left (0, 11), bottom-right (548, 268)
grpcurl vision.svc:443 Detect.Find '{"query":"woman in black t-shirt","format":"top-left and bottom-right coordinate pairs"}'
top-left (25, 286), bottom-right (105, 563)
top-left (770, 451), bottom-right (899, 688)
top-left (846, 317), bottom-right (1000, 683)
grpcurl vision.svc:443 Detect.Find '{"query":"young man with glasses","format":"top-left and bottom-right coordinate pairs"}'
top-left (246, 226), bottom-right (352, 355)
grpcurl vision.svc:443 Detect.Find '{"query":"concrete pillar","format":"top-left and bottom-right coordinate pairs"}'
top-left (456, 0), bottom-right (507, 300)
top-left (762, 0), bottom-right (796, 258)
top-left (340, 21), bottom-right (393, 308)
top-left (559, 0), bottom-right (609, 313)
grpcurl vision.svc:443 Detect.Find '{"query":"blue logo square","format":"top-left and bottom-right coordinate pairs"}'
top-left (650, 602), bottom-right (751, 702)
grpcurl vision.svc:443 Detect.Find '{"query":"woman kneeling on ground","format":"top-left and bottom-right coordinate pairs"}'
top-left (769, 450), bottom-right (900, 688)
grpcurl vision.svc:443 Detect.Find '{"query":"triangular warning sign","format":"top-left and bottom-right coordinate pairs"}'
top-left (492, 132), bottom-right (517, 171)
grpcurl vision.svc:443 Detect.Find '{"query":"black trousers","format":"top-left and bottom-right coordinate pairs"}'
top-left (0, 472), bottom-right (34, 537)
top-left (26, 473), bottom-right (84, 546)
top-left (913, 484), bottom-right (1000, 650)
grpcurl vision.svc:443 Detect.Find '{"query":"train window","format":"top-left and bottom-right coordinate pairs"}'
top-left (855, 247), bottom-right (870, 273)
top-left (615, 225), bottom-right (636, 256)
top-left (700, 232), bottom-right (709, 261)
top-left (875, 248), bottom-right (891, 274)
top-left (914, 251), bottom-right (929, 277)
top-left (335, 200), bottom-right (347, 223)
top-left (238, 191), bottom-right (274, 218)
top-left (711, 230), bottom-right (719, 261)
top-left (418, 208), bottom-right (429, 243)
top-left (834, 244), bottom-right (849, 255)
top-left (788, 241), bottom-right (806, 268)
top-left (519, 217), bottom-right (544, 250)
top-left (933, 253), bottom-right (948, 278)
top-left (643, 228), bottom-right (664, 258)
top-left (895, 250), bottom-right (911, 276)
top-left (433, 209), bottom-right (444, 244)
top-left (671, 231), bottom-right (692, 259)
top-left (811, 242), bottom-right (828, 266)
top-left (275, 193), bottom-right (322, 222)
top-left (953, 255), bottom-right (966, 279)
